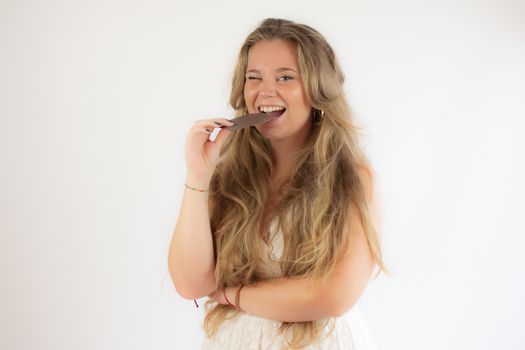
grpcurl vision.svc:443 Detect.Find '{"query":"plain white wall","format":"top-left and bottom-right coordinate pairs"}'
top-left (1, 0), bottom-right (524, 349)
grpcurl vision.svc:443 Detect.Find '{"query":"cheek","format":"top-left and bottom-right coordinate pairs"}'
top-left (286, 85), bottom-right (308, 107)
top-left (244, 86), bottom-right (256, 103)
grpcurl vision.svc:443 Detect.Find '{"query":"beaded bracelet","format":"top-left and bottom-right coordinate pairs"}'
top-left (184, 183), bottom-right (209, 192)
top-left (235, 285), bottom-right (245, 311)
top-left (223, 287), bottom-right (235, 307)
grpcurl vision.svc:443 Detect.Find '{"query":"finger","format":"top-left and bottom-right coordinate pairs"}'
top-left (191, 124), bottom-right (227, 135)
top-left (193, 118), bottom-right (235, 128)
top-left (190, 123), bottom-right (218, 134)
top-left (189, 119), bottom-right (234, 139)
top-left (212, 126), bottom-right (231, 144)
top-left (210, 118), bottom-right (235, 127)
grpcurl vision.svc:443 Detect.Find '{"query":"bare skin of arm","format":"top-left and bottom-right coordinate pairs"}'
top-left (167, 174), bottom-right (216, 300)
top-left (168, 118), bottom-right (232, 300)
top-left (209, 168), bottom-right (380, 322)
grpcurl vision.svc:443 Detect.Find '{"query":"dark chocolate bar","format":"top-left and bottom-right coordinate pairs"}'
top-left (224, 111), bottom-right (280, 131)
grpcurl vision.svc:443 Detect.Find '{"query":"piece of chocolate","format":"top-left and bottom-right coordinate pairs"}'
top-left (224, 111), bottom-right (280, 131)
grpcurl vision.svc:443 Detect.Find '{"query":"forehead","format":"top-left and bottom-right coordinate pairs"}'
top-left (246, 39), bottom-right (298, 70)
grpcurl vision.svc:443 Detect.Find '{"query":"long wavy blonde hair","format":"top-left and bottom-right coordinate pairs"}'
top-left (203, 18), bottom-right (391, 349)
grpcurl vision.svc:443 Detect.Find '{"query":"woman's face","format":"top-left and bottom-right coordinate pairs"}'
top-left (244, 39), bottom-right (312, 141)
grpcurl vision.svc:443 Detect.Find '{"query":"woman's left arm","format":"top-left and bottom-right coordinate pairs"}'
top-left (209, 167), bottom-right (381, 322)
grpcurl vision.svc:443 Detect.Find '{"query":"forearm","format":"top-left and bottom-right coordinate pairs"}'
top-left (168, 174), bottom-right (216, 299)
top-left (235, 276), bottom-right (336, 322)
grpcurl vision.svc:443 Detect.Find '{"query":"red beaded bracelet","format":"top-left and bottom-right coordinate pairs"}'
top-left (223, 287), bottom-right (235, 307)
top-left (235, 285), bottom-right (245, 310)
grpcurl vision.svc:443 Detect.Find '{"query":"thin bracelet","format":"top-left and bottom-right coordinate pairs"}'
top-left (184, 183), bottom-right (209, 192)
top-left (223, 287), bottom-right (235, 307)
top-left (235, 285), bottom-right (245, 311)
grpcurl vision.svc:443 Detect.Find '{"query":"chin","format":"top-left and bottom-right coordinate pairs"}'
top-left (256, 128), bottom-right (289, 141)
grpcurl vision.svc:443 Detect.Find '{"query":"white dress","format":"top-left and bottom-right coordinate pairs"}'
top-left (200, 218), bottom-right (378, 350)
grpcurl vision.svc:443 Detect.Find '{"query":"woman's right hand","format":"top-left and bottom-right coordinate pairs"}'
top-left (184, 117), bottom-right (235, 184)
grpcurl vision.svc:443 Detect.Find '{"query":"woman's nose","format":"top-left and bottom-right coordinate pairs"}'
top-left (260, 90), bottom-right (276, 97)
top-left (259, 79), bottom-right (276, 97)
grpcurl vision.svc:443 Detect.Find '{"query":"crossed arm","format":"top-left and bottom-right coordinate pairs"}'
top-left (207, 168), bottom-right (380, 322)
top-left (209, 211), bottom-right (376, 322)
top-left (210, 199), bottom-right (380, 321)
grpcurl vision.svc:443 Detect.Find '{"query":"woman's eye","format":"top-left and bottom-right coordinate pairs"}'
top-left (246, 76), bottom-right (293, 81)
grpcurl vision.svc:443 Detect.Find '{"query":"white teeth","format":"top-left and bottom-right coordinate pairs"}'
top-left (259, 106), bottom-right (285, 113)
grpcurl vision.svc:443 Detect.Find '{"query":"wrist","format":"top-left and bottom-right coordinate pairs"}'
top-left (223, 287), bottom-right (235, 307)
top-left (185, 173), bottom-right (211, 189)
top-left (235, 285), bottom-right (245, 311)
top-left (184, 182), bottom-right (209, 193)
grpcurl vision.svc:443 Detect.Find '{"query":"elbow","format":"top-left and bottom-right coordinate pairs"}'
top-left (167, 262), bottom-right (190, 299)
top-left (169, 271), bottom-right (211, 300)
top-left (171, 276), bottom-right (214, 300)
top-left (307, 288), bottom-right (354, 320)
top-left (175, 285), bottom-right (203, 301)
top-left (168, 270), bottom-right (195, 300)
top-left (330, 299), bottom-right (357, 318)
top-left (168, 264), bottom-right (216, 300)
top-left (170, 274), bottom-right (196, 300)
top-left (322, 287), bottom-right (360, 318)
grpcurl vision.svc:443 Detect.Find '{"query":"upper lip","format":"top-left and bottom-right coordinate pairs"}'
top-left (256, 104), bottom-right (286, 112)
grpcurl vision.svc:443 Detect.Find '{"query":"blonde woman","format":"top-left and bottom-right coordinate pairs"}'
top-left (169, 18), bottom-right (391, 349)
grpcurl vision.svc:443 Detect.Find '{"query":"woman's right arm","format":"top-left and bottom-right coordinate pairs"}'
top-left (168, 174), bottom-right (216, 300)
top-left (167, 117), bottom-right (233, 300)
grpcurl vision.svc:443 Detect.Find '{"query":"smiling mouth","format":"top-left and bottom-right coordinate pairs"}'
top-left (261, 108), bottom-right (286, 117)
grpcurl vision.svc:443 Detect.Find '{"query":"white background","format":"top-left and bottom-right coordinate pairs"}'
top-left (1, 0), bottom-right (524, 349)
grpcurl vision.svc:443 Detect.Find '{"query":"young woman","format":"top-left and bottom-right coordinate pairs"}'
top-left (169, 18), bottom-right (391, 349)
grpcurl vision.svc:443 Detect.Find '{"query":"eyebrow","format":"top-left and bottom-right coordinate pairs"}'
top-left (246, 67), bottom-right (298, 74)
